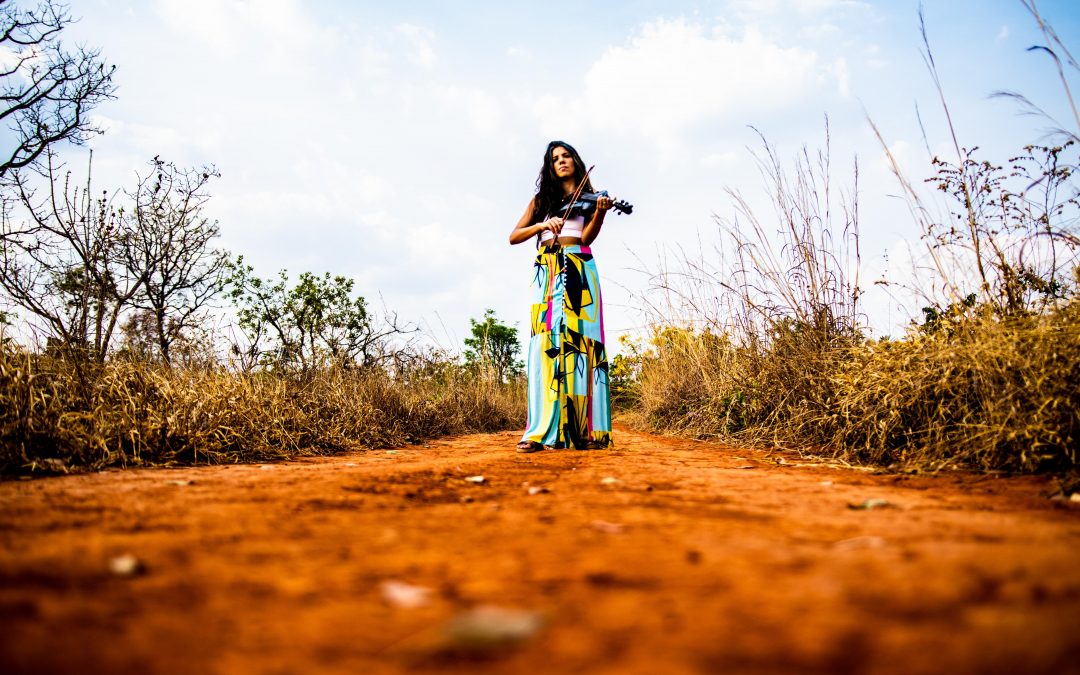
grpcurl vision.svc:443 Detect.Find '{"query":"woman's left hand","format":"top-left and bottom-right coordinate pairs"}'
top-left (596, 195), bottom-right (613, 212)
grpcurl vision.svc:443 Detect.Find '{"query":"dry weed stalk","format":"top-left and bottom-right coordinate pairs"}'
top-left (631, 123), bottom-right (862, 444)
top-left (631, 126), bottom-right (1078, 471)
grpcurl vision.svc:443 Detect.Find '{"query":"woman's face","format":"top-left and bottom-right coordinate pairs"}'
top-left (551, 146), bottom-right (576, 179)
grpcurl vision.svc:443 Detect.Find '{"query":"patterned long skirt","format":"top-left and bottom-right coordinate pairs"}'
top-left (520, 243), bottom-right (613, 449)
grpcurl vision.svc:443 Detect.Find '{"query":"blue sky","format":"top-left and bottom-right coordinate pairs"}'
top-left (20, 0), bottom-right (1080, 351)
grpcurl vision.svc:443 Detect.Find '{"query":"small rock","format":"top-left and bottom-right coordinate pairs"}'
top-left (165, 479), bottom-right (193, 487)
top-left (833, 535), bottom-right (887, 550)
top-left (441, 606), bottom-right (544, 649)
top-left (527, 486), bottom-right (549, 495)
top-left (848, 498), bottom-right (893, 510)
top-left (108, 554), bottom-right (144, 577)
top-left (385, 450), bottom-right (399, 456)
top-left (600, 476), bottom-right (621, 485)
top-left (733, 465), bottom-right (756, 470)
top-left (380, 580), bottom-right (433, 609)
top-left (259, 465), bottom-right (274, 470)
top-left (464, 475), bottom-right (485, 484)
top-left (42, 458), bottom-right (67, 472)
top-left (820, 480), bottom-right (834, 487)
top-left (590, 520), bottom-right (625, 534)
top-left (1070, 493), bottom-right (1080, 503)
top-left (460, 495), bottom-right (474, 504)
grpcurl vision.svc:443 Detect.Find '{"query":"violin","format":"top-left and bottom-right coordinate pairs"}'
top-left (557, 190), bottom-right (633, 217)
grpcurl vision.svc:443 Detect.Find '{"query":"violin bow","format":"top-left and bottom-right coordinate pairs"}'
top-left (550, 165), bottom-right (594, 249)
top-left (567, 165), bottom-right (595, 211)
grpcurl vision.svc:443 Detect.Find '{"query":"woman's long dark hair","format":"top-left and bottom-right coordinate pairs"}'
top-left (532, 140), bottom-right (594, 220)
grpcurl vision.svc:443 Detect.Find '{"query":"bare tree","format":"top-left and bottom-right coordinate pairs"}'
top-left (0, 0), bottom-right (116, 177)
top-left (0, 149), bottom-right (141, 360)
top-left (125, 157), bottom-right (228, 365)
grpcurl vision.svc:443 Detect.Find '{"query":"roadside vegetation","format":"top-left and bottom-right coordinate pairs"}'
top-left (1, 0), bottom-right (1075, 476)
top-left (620, 3), bottom-right (1079, 472)
top-left (0, 0), bottom-right (525, 474)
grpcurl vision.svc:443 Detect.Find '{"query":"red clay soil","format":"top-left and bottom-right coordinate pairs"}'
top-left (2, 422), bottom-right (1079, 675)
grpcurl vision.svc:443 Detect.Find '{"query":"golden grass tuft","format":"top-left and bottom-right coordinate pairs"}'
top-left (0, 350), bottom-right (525, 473)
top-left (622, 302), bottom-right (1079, 473)
top-left (825, 304), bottom-right (1080, 471)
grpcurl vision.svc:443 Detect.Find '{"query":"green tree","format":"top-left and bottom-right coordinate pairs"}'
top-left (228, 260), bottom-right (407, 373)
top-left (463, 309), bottom-right (523, 383)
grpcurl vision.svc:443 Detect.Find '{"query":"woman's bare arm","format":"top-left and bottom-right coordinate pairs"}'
top-left (580, 195), bottom-right (612, 245)
top-left (509, 199), bottom-right (562, 245)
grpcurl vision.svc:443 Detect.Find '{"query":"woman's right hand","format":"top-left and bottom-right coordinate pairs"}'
top-left (539, 217), bottom-right (564, 237)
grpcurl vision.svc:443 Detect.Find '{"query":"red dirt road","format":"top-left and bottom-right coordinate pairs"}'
top-left (2, 423), bottom-right (1079, 675)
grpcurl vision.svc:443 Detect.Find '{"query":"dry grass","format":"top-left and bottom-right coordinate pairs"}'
top-left (625, 119), bottom-right (1079, 473)
top-left (0, 349), bottom-right (525, 474)
top-left (825, 304), bottom-right (1080, 471)
top-left (624, 303), bottom-right (1079, 472)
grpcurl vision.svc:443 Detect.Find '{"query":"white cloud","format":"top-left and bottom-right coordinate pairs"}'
top-left (799, 22), bottom-right (841, 40)
top-left (395, 23), bottom-right (437, 69)
top-left (698, 151), bottom-right (739, 168)
top-left (871, 138), bottom-right (916, 178)
top-left (793, 0), bottom-right (866, 13)
top-left (728, 0), bottom-right (868, 17)
top-left (88, 115), bottom-right (220, 160)
top-left (997, 25), bottom-right (1009, 41)
top-left (155, 0), bottom-right (332, 56)
top-left (834, 57), bottom-right (850, 97)
top-left (534, 19), bottom-right (823, 149)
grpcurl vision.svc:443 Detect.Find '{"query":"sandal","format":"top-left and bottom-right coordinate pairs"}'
top-left (516, 440), bottom-right (544, 453)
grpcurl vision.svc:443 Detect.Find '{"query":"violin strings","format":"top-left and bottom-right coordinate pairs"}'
top-left (562, 165), bottom-right (594, 221)
top-left (549, 164), bottom-right (594, 250)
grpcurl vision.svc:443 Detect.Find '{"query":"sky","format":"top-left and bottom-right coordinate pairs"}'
top-left (8, 0), bottom-right (1080, 354)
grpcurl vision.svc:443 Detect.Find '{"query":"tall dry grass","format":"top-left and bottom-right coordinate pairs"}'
top-left (628, 124), bottom-right (862, 441)
top-left (626, 123), bottom-right (1080, 472)
top-left (624, 5), bottom-right (1080, 473)
top-left (0, 347), bottom-right (525, 473)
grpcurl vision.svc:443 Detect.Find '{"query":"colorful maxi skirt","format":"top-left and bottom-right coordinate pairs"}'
top-left (521, 244), bottom-right (613, 449)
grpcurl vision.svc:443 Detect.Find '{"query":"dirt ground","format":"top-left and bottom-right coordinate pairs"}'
top-left (2, 422), bottom-right (1079, 675)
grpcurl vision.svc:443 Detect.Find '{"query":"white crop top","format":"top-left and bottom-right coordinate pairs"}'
top-left (538, 214), bottom-right (585, 243)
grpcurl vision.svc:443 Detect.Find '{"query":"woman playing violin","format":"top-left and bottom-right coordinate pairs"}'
top-left (509, 141), bottom-right (615, 452)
